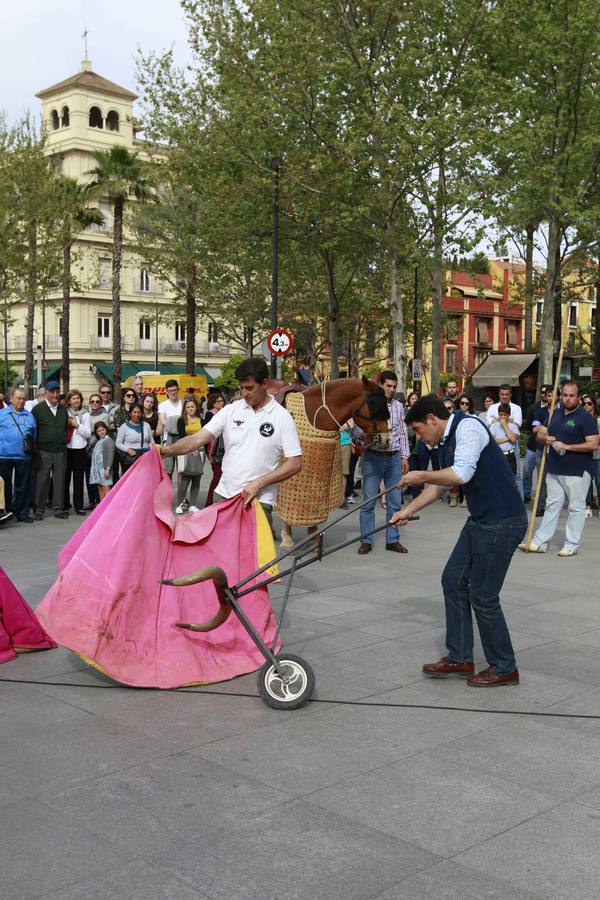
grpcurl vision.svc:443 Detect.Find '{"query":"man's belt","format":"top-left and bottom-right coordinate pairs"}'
top-left (366, 449), bottom-right (399, 456)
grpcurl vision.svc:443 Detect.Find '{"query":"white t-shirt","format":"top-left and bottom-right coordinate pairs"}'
top-left (486, 401), bottom-right (522, 428)
top-left (158, 398), bottom-right (183, 418)
top-left (489, 419), bottom-right (519, 454)
top-left (204, 396), bottom-right (302, 506)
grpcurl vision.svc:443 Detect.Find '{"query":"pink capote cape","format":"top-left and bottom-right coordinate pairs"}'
top-left (0, 567), bottom-right (56, 663)
top-left (36, 450), bottom-right (280, 688)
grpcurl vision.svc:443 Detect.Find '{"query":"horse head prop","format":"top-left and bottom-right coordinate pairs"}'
top-left (301, 376), bottom-right (391, 449)
top-left (352, 376), bottom-right (392, 449)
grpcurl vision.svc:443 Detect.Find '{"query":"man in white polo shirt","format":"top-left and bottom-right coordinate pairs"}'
top-left (161, 357), bottom-right (302, 526)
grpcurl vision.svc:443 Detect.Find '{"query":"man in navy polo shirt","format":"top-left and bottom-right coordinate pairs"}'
top-left (392, 394), bottom-right (526, 687)
top-left (521, 381), bottom-right (598, 557)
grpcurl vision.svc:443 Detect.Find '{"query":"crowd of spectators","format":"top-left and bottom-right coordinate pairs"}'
top-left (1, 369), bottom-right (599, 555)
top-left (0, 375), bottom-right (227, 527)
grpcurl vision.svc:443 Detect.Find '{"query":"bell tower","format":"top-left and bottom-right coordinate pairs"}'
top-left (36, 60), bottom-right (137, 179)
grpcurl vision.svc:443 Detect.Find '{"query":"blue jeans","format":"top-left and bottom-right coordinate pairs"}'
top-left (359, 450), bottom-right (402, 545)
top-left (586, 458), bottom-right (600, 505)
top-left (0, 457), bottom-right (32, 519)
top-left (514, 449), bottom-right (524, 499)
top-left (522, 448), bottom-right (537, 498)
top-left (441, 514), bottom-right (526, 675)
top-left (521, 447), bottom-right (547, 508)
top-left (416, 440), bottom-right (440, 473)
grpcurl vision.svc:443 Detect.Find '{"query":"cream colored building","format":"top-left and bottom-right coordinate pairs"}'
top-left (7, 60), bottom-right (232, 395)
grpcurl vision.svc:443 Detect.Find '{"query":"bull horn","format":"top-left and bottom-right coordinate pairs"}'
top-left (161, 565), bottom-right (228, 588)
top-left (161, 566), bottom-right (232, 632)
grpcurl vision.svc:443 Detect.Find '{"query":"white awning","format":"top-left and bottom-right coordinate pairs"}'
top-left (471, 353), bottom-right (537, 387)
top-left (202, 365), bottom-right (223, 380)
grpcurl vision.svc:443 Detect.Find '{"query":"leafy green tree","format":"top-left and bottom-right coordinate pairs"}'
top-left (86, 146), bottom-right (155, 399)
top-left (0, 359), bottom-right (18, 391)
top-left (489, 0), bottom-right (600, 389)
top-left (10, 120), bottom-right (62, 391)
top-left (133, 169), bottom-right (203, 374)
top-left (56, 177), bottom-right (104, 391)
top-left (213, 354), bottom-right (245, 393)
top-left (0, 120), bottom-right (25, 392)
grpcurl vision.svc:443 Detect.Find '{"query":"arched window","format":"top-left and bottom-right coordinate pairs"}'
top-left (51, 109), bottom-right (60, 130)
top-left (61, 106), bottom-right (70, 127)
top-left (106, 110), bottom-right (119, 132)
top-left (89, 106), bottom-right (103, 129)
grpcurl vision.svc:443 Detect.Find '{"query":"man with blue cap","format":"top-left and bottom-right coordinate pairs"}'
top-left (31, 380), bottom-right (70, 520)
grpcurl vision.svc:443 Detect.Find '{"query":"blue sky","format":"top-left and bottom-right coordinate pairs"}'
top-left (1, 0), bottom-right (193, 125)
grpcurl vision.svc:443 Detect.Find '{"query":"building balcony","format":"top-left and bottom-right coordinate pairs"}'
top-left (197, 340), bottom-right (232, 356)
top-left (160, 339), bottom-right (232, 356)
top-left (133, 281), bottom-right (164, 296)
top-left (5, 332), bottom-right (232, 358)
top-left (135, 338), bottom-right (154, 352)
top-left (90, 335), bottom-right (130, 351)
top-left (161, 340), bottom-right (188, 354)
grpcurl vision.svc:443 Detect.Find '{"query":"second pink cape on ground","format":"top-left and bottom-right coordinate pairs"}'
top-left (36, 451), bottom-right (280, 688)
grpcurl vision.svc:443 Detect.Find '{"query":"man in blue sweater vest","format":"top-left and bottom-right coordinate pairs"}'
top-left (391, 394), bottom-right (527, 687)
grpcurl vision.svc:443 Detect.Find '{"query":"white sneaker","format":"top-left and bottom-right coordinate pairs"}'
top-left (558, 546), bottom-right (578, 557)
top-left (585, 508), bottom-right (593, 519)
top-left (188, 505), bottom-right (199, 513)
top-left (518, 541), bottom-right (546, 553)
top-left (175, 505), bottom-right (184, 515)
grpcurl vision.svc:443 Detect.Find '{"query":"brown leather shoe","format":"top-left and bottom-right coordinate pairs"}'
top-left (422, 656), bottom-right (475, 677)
top-left (386, 541), bottom-right (408, 553)
top-left (467, 667), bottom-right (519, 687)
top-left (357, 543), bottom-right (372, 555)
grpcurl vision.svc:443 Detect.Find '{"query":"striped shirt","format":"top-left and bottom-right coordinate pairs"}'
top-left (352, 398), bottom-right (410, 457)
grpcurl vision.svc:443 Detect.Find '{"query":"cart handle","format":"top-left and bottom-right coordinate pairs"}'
top-left (161, 566), bottom-right (232, 632)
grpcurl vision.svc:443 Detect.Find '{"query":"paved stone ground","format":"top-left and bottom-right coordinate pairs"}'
top-left (1, 489), bottom-right (600, 899)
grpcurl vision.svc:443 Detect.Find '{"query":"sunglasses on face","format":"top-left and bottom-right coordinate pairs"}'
top-left (584, 400), bottom-right (594, 406)
top-left (90, 399), bottom-right (101, 404)
top-left (100, 390), bottom-right (111, 395)
top-left (124, 393), bottom-right (135, 398)
top-left (460, 400), bottom-right (470, 406)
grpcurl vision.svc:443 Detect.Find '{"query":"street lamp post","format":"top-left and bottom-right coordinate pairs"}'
top-left (413, 266), bottom-right (419, 394)
top-left (155, 302), bottom-right (159, 371)
top-left (2, 314), bottom-right (8, 395)
top-left (270, 156), bottom-right (282, 379)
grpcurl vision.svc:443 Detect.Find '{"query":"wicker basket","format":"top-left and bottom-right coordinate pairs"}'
top-left (275, 392), bottom-right (344, 526)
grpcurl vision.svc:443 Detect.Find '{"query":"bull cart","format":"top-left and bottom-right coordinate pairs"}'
top-left (168, 489), bottom-right (414, 710)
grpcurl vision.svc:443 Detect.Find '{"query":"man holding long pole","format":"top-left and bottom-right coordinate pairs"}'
top-left (519, 381), bottom-right (598, 557)
top-left (391, 395), bottom-right (526, 687)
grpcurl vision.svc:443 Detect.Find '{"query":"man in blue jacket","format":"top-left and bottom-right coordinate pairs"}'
top-left (391, 394), bottom-right (526, 687)
top-left (0, 388), bottom-right (37, 523)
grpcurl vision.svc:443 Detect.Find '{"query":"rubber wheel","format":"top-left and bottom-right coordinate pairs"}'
top-left (257, 654), bottom-right (315, 710)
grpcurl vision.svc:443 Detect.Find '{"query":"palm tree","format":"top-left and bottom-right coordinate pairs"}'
top-left (58, 177), bottom-right (104, 391)
top-left (85, 147), bottom-right (154, 399)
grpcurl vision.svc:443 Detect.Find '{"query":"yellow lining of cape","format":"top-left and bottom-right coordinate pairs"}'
top-left (254, 500), bottom-right (279, 579)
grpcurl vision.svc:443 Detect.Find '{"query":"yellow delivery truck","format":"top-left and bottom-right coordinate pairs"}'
top-left (122, 371), bottom-right (209, 400)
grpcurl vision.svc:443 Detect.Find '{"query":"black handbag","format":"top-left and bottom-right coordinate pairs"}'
top-left (11, 413), bottom-right (35, 456)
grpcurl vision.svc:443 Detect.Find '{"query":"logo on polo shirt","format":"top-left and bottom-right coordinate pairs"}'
top-left (233, 419), bottom-right (245, 427)
top-left (259, 422), bottom-right (274, 437)
top-left (566, 419), bottom-right (575, 428)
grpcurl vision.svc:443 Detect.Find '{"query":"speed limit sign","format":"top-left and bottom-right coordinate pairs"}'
top-left (266, 328), bottom-right (293, 357)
